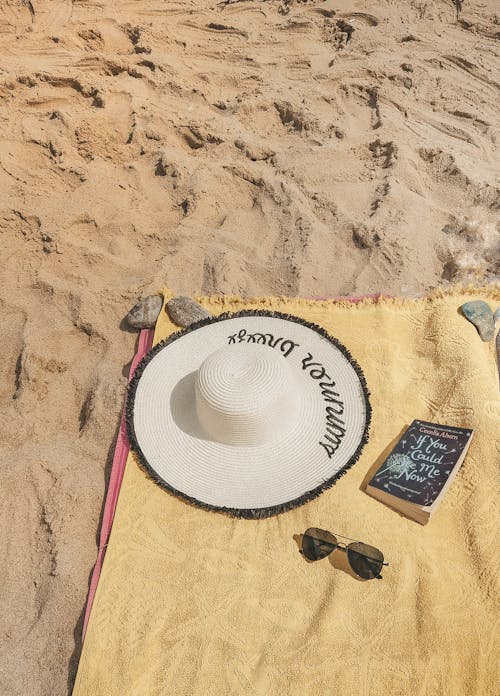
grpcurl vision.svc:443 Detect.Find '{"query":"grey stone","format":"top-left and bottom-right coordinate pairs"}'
top-left (167, 296), bottom-right (211, 327)
top-left (460, 300), bottom-right (495, 341)
top-left (126, 295), bottom-right (163, 329)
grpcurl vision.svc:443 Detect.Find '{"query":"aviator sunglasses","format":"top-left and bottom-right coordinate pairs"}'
top-left (301, 528), bottom-right (388, 580)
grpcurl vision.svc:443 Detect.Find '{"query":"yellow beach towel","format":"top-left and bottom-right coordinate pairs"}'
top-left (73, 287), bottom-right (500, 696)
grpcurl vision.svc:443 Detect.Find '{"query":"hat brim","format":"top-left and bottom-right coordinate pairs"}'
top-left (126, 310), bottom-right (371, 518)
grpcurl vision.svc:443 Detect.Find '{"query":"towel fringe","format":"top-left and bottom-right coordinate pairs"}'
top-left (158, 282), bottom-right (500, 313)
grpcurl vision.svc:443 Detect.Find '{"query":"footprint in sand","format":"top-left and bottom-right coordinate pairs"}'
top-left (0, 0), bottom-right (34, 33)
top-left (28, 0), bottom-right (72, 32)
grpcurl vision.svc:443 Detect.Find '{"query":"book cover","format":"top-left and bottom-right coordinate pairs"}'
top-left (368, 420), bottom-right (473, 508)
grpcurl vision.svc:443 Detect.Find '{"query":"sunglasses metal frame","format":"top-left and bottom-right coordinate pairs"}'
top-left (301, 528), bottom-right (389, 579)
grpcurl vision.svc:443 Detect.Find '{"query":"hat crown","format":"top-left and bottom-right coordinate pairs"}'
top-left (195, 343), bottom-right (300, 446)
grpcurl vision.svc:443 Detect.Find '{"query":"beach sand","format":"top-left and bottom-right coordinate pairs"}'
top-left (0, 0), bottom-right (498, 694)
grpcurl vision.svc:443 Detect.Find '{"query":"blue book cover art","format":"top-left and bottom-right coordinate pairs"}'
top-left (369, 420), bottom-right (473, 507)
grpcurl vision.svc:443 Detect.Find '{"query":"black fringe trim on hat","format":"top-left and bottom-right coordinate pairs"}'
top-left (125, 309), bottom-right (372, 519)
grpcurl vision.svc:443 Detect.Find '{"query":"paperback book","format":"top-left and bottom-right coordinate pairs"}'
top-left (366, 420), bottom-right (474, 524)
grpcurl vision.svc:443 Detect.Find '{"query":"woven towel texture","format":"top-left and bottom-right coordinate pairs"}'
top-left (73, 286), bottom-right (500, 696)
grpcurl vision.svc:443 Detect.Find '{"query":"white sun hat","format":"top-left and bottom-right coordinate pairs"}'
top-left (126, 310), bottom-right (371, 518)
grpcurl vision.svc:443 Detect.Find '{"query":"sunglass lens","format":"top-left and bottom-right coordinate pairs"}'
top-left (347, 542), bottom-right (384, 579)
top-left (301, 528), bottom-right (337, 561)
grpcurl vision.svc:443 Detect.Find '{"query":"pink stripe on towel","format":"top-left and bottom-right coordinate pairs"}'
top-left (82, 328), bottom-right (154, 639)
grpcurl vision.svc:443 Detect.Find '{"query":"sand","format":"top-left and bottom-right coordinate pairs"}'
top-left (0, 0), bottom-right (498, 694)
